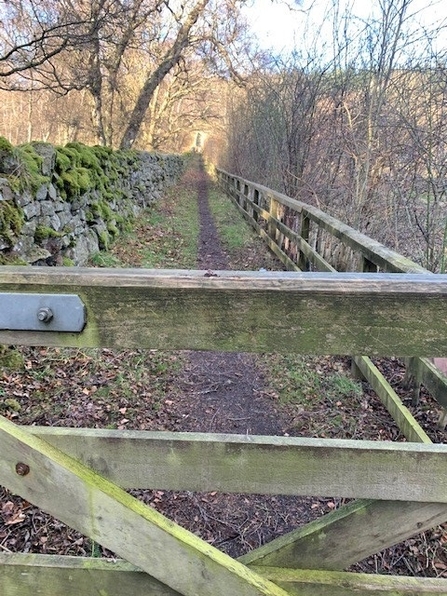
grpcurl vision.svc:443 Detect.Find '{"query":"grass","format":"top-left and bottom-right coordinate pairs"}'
top-left (263, 353), bottom-right (365, 438)
top-left (207, 187), bottom-right (256, 251)
top-left (267, 354), bottom-right (362, 406)
top-left (89, 176), bottom-right (199, 269)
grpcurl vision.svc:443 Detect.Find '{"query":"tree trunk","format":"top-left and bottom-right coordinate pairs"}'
top-left (119, 0), bottom-right (210, 149)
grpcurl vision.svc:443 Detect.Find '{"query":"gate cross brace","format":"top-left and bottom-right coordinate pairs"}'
top-left (242, 357), bottom-right (447, 571)
top-left (0, 415), bottom-right (290, 596)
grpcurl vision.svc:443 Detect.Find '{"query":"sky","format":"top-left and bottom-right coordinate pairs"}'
top-left (242, 0), bottom-right (447, 57)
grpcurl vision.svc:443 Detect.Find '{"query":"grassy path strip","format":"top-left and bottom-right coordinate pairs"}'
top-left (94, 160), bottom-right (200, 269)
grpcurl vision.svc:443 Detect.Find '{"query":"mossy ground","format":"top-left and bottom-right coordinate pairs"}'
top-left (0, 346), bottom-right (24, 370)
top-left (207, 187), bottom-right (254, 250)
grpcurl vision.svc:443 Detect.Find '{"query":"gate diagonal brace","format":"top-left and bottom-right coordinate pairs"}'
top-left (0, 415), bottom-right (290, 596)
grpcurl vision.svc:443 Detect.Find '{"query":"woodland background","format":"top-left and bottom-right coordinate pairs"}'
top-left (2, 0), bottom-right (447, 270)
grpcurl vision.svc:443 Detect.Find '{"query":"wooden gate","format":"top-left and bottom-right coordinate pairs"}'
top-left (1, 266), bottom-right (447, 595)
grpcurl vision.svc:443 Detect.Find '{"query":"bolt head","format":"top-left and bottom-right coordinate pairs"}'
top-left (37, 307), bottom-right (53, 323)
top-left (15, 462), bottom-right (30, 476)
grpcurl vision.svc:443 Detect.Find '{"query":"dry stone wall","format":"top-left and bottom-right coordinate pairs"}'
top-left (0, 139), bottom-right (183, 266)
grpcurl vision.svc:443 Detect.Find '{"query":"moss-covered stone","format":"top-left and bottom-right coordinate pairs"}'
top-left (107, 221), bottom-right (119, 237)
top-left (0, 200), bottom-right (24, 244)
top-left (34, 225), bottom-right (64, 242)
top-left (0, 136), bottom-right (13, 156)
top-left (0, 137), bottom-right (183, 266)
top-left (55, 150), bottom-right (71, 172)
top-left (14, 144), bottom-right (49, 191)
top-left (0, 253), bottom-right (27, 265)
top-left (98, 230), bottom-right (110, 250)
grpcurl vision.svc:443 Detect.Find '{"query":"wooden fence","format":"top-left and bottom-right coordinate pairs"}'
top-left (0, 266), bottom-right (447, 595)
top-left (216, 168), bottom-right (447, 429)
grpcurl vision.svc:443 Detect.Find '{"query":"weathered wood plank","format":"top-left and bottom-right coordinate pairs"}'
top-left (217, 170), bottom-right (304, 214)
top-left (353, 356), bottom-right (431, 443)
top-left (3, 553), bottom-right (447, 596)
top-left (1, 269), bottom-right (447, 356)
top-left (248, 205), bottom-right (335, 273)
top-left (299, 204), bottom-right (428, 274)
top-left (25, 427), bottom-right (447, 502)
top-left (218, 169), bottom-right (447, 572)
top-left (257, 228), bottom-right (301, 271)
top-left (406, 357), bottom-right (447, 410)
top-left (0, 553), bottom-right (179, 596)
top-left (240, 499), bottom-right (447, 570)
top-left (268, 197), bottom-right (280, 241)
top-left (0, 416), bottom-right (291, 596)
top-left (254, 566), bottom-right (447, 596)
top-left (297, 237), bottom-right (336, 272)
top-left (228, 191), bottom-right (301, 271)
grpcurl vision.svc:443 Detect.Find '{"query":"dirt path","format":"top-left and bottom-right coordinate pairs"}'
top-left (164, 162), bottom-right (290, 437)
top-left (0, 159), bottom-right (324, 562)
top-left (146, 161), bottom-right (333, 559)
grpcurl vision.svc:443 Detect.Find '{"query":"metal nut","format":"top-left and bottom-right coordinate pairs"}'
top-left (37, 307), bottom-right (53, 323)
top-left (15, 462), bottom-right (30, 476)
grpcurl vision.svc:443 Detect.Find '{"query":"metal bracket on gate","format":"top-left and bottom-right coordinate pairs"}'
top-left (0, 293), bottom-right (86, 332)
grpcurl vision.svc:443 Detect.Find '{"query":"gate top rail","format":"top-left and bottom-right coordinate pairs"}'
top-left (0, 267), bottom-right (446, 357)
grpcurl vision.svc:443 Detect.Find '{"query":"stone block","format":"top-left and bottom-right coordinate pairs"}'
top-left (21, 221), bottom-right (37, 236)
top-left (35, 183), bottom-right (48, 201)
top-left (48, 183), bottom-right (58, 200)
top-left (32, 142), bottom-right (56, 176)
top-left (40, 201), bottom-right (56, 216)
top-left (50, 213), bottom-right (62, 231)
top-left (24, 246), bottom-right (52, 264)
top-left (15, 190), bottom-right (33, 207)
top-left (54, 200), bottom-right (68, 213)
top-left (22, 202), bottom-right (41, 219)
top-left (0, 178), bottom-right (13, 202)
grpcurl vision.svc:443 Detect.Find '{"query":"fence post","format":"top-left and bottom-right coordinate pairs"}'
top-left (268, 195), bottom-right (279, 242)
top-left (253, 189), bottom-right (260, 223)
top-left (362, 256), bottom-right (379, 272)
top-left (298, 215), bottom-right (310, 271)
